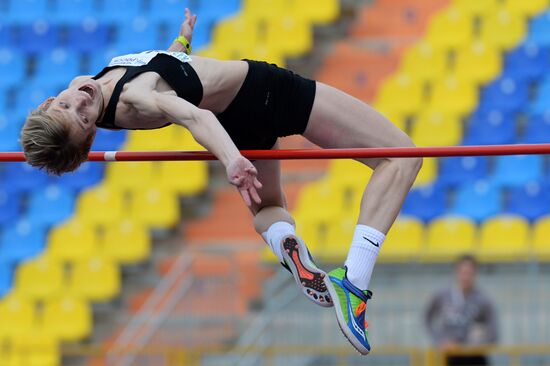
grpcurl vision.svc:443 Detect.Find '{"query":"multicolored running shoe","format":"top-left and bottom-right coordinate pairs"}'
top-left (280, 236), bottom-right (333, 307)
top-left (325, 266), bottom-right (372, 355)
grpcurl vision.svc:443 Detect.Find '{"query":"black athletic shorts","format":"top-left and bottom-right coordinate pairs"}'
top-left (216, 60), bottom-right (317, 150)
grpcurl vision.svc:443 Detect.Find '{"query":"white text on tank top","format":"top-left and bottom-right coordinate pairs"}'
top-left (107, 50), bottom-right (192, 67)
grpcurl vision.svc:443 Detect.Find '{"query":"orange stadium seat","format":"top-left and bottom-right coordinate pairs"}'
top-left (101, 219), bottom-right (151, 265)
top-left (68, 256), bottom-right (121, 302)
top-left (41, 296), bottom-right (92, 342)
top-left (379, 216), bottom-right (424, 262)
top-left (0, 295), bottom-right (35, 338)
top-left (480, 7), bottom-right (527, 51)
top-left (48, 219), bottom-right (99, 262)
top-left (15, 257), bottom-right (63, 301)
top-left (425, 216), bottom-right (477, 261)
top-left (478, 215), bottom-right (530, 262)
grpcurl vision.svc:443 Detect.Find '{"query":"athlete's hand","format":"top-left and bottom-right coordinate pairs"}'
top-left (226, 156), bottom-right (262, 206)
top-left (179, 8), bottom-right (197, 43)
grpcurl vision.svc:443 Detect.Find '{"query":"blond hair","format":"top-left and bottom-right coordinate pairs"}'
top-left (20, 109), bottom-right (95, 175)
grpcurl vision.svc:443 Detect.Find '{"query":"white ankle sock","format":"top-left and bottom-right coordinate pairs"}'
top-left (261, 221), bottom-right (295, 263)
top-left (344, 224), bottom-right (386, 290)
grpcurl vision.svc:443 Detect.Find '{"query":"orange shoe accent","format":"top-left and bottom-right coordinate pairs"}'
top-left (365, 320), bottom-right (369, 329)
top-left (291, 251), bottom-right (314, 280)
top-left (355, 301), bottom-right (367, 317)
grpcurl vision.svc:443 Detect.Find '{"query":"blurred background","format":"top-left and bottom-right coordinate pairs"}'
top-left (1, 0), bottom-right (550, 365)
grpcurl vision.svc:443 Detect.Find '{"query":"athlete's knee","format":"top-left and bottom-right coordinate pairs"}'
top-left (253, 206), bottom-right (295, 234)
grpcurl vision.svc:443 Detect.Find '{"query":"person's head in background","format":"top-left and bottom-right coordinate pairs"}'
top-left (455, 254), bottom-right (478, 294)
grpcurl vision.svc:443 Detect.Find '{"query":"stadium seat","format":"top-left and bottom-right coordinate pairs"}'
top-left (98, 0), bottom-right (142, 22)
top-left (426, 7), bottom-right (474, 50)
top-left (370, 102), bottom-right (407, 132)
top-left (157, 161), bottom-right (208, 196)
top-left (129, 186), bottom-right (180, 229)
top-left (479, 75), bottom-right (529, 115)
top-left (32, 48), bottom-right (80, 84)
top-left (0, 295), bottom-right (35, 337)
top-left (463, 109), bottom-right (516, 145)
top-left (453, 41), bottom-right (501, 85)
top-left (65, 21), bottom-right (110, 53)
top-left (506, 181), bottom-right (550, 221)
top-left (105, 162), bottom-right (155, 193)
top-left (0, 185), bottom-right (20, 226)
top-left (47, 219), bottom-right (99, 262)
top-left (0, 49), bottom-right (26, 86)
top-left (115, 17), bottom-right (160, 54)
top-left (425, 216), bottom-right (477, 262)
top-left (0, 219), bottom-right (46, 263)
top-left (506, 0), bottom-right (550, 18)
top-left (15, 257), bottom-right (63, 300)
top-left (69, 256), bottom-right (120, 302)
top-left (438, 156), bottom-right (489, 187)
top-left (41, 296), bottom-right (91, 341)
top-left (410, 110), bottom-right (462, 146)
top-left (414, 157), bottom-right (437, 187)
top-left (527, 10), bottom-right (550, 47)
top-left (53, 162), bottom-right (104, 192)
top-left (49, 0), bottom-right (97, 23)
top-left (401, 184), bottom-right (446, 222)
top-left (15, 22), bottom-right (60, 54)
top-left (91, 128), bottom-right (128, 151)
top-left (125, 126), bottom-right (180, 150)
top-left (266, 16), bottom-right (313, 58)
top-left (322, 214), bottom-right (357, 262)
top-left (101, 219), bottom-right (151, 265)
top-left (401, 41), bottom-right (448, 84)
top-left (478, 215), bottom-right (530, 262)
top-left (0, 262), bottom-right (11, 298)
top-left (293, 0), bottom-right (339, 25)
top-left (490, 155), bottom-right (543, 188)
top-left (9, 332), bottom-right (60, 366)
top-left (294, 180), bottom-right (345, 219)
top-left (480, 8), bottom-right (527, 51)
top-left (212, 16), bottom-right (259, 60)
top-left (453, 0), bottom-right (499, 17)
top-left (428, 75), bottom-right (478, 116)
top-left (532, 215), bottom-right (550, 260)
top-left (379, 216), bottom-right (424, 262)
top-left (15, 81), bottom-right (61, 113)
top-left (451, 180), bottom-right (501, 221)
top-left (76, 185), bottom-right (124, 226)
top-left (0, 114), bottom-right (21, 151)
top-left (522, 113), bottom-right (550, 143)
top-left (5, 163), bottom-right (49, 193)
top-left (26, 185), bottom-right (75, 227)
top-left (505, 43), bottom-right (550, 82)
top-left (4, 0), bottom-right (48, 23)
top-left (376, 73), bottom-right (424, 116)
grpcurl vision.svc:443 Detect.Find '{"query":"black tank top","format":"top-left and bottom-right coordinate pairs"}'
top-left (92, 52), bottom-right (203, 130)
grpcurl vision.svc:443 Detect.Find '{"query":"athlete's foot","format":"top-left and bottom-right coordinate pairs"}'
top-left (280, 236), bottom-right (333, 307)
top-left (325, 266), bottom-right (372, 355)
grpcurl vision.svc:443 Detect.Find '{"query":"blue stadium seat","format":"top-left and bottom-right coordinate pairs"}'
top-left (0, 87), bottom-right (6, 112)
top-left (15, 22), bottom-right (60, 53)
top-left (0, 219), bottom-right (46, 263)
top-left (5, 163), bottom-right (49, 192)
top-left (506, 181), bottom-right (550, 221)
top-left (33, 49), bottom-right (81, 84)
top-left (530, 78), bottom-right (550, 115)
top-left (196, 0), bottom-right (240, 22)
top-left (0, 186), bottom-right (20, 226)
top-left (491, 155), bottom-right (544, 188)
top-left (0, 113), bottom-right (20, 151)
top-left (49, 0), bottom-right (97, 23)
top-left (0, 24), bottom-right (9, 47)
top-left (463, 109), bottom-right (516, 145)
top-left (505, 43), bottom-right (550, 82)
top-left (99, 0), bottom-right (143, 22)
top-left (25, 185), bottom-right (75, 227)
top-left (401, 184), bottom-right (446, 222)
top-left (115, 17), bottom-right (161, 54)
top-left (4, 0), bottom-right (49, 23)
top-left (65, 21), bottom-right (110, 53)
top-left (91, 128), bottom-right (127, 151)
top-left (527, 11), bottom-right (550, 47)
top-left (438, 156), bottom-right (489, 187)
top-left (451, 180), bottom-right (501, 222)
top-left (51, 162), bottom-right (104, 191)
top-left (522, 113), bottom-right (550, 143)
top-left (149, 0), bottom-right (193, 23)
top-left (0, 261), bottom-right (11, 298)
top-left (0, 49), bottom-right (26, 86)
top-left (479, 75), bottom-right (529, 114)
top-left (16, 83), bottom-right (60, 114)
top-left (86, 49), bottom-right (118, 75)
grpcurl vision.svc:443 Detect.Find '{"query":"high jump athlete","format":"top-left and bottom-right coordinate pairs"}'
top-left (20, 8), bottom-right (421, 354)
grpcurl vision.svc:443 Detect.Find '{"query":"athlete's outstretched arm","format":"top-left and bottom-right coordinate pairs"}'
top-left (142, 91), bottom-right (262, 206)
top-left (168, 8), bottom-right (197, 53)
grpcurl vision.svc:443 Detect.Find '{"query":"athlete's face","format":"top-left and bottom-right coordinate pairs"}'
top-left (455, 260), bottom-right (477, 293)
top-left (43, 78), bottom-right (103, 141)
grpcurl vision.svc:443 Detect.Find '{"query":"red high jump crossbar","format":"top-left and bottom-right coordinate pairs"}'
top-left (1, 144), bottom-right (550, 162)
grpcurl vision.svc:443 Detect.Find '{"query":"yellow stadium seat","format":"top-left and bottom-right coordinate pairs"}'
top-left (69, 257), bottom-right (120, 302)
top-left (41, 296), bottom-right (91, 342)
top-left (327, 159), bottom-right (372, 215)
top-left (428, 75), bottom-right (478, 116)
top-left (454, 41), bottom-right (502, 85)
top-left (266, 16), bottom-right (313, 57)
top-left (294, 180), bottom-right (344, 218)
top-left (376, 73), bottom-right (425, 116)
top-left (480, 8), bottom-right (527, 51)
top-left (532, 216), bottom-right (550, 261)
top-left (76, 185), bottom-right (124, 226)
top-left (478, 215), bottom-right (530, 262)
top-left (196, 45), bottom-right (231, 60)
top-left (379, 216), bottom-right (424, 262)
top-left (453, 0), bottom-right (500, 17)
top-left (247, 43), bottom-right (286, 67)
top-left (401, 41), bottom-right (448, 85)
top-left (243, 0), bottom-right (285, 20)
top-left (213, 16), bottom-right (259, 59)
top-left (424, 216), bottom-right (477, 262)
top-left (294, 212), bottom-right (328, 255)
top-left (426, 7), bottom-right (475, 50)
top-left (0, 296), bottom-right (35, 338)
top-left (413, 157), bottom-right (437, 187)
top-left (157, 161), bottom-right (208, 196)
top-left (370, 101), bottom-right (408, 132)
top-left (105, 162), bottom-right (154, 193)
top-left (101, 219), bottom-right (151, 265)
top-left (322, 214), bottom-right (357, 262)
top-left (15, 257), bottom-right (63, 301)
top-left (125, 125), bottom-right (181, 150)
top-left (10, 332), bottom-right (59, 366)
top-left (292, 0), bottom-right (339, 25)
top-left (411, 110), bottom-right (463, 146)
top-left (48, 219), bottom-right (99, 262)
top-left (506, 0), bottom-right (550, 17)
top-left (129, 187), bottom-right (179, 229)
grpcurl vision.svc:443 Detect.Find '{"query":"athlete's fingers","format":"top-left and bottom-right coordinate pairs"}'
top-left (185, 7), bottom-right (190, 20)
top-left (191, 14), bottom-right (197, 28)
top-left (240, 189), bottom-right (252, 206)
top-left (245, 166), bottom-right (258, 175)
top-left (250, 187), bottom-right (262, 204)
top-left (231, 175), bottom-right (244, 186)
top-left (253, 178), bottom-right (262, 189)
